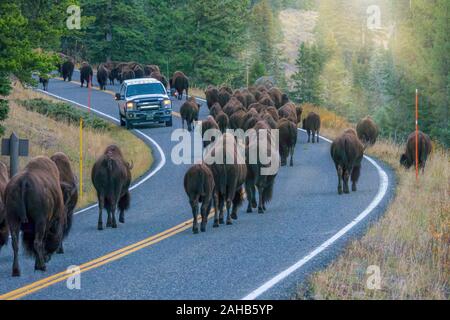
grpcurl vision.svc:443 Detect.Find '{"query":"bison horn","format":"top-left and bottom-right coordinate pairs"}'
top-left (128, 160), bottom-right (134, 170)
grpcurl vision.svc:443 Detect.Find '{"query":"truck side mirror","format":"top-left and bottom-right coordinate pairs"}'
top-left (115, 93), bottom-right (121, 100)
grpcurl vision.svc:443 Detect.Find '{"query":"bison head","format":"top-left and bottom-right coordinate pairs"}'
top-left (400, 154), bottom-right (412, 168)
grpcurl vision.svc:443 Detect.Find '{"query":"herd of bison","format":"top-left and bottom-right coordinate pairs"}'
top-left (3, 60), bottom-right (433, 277)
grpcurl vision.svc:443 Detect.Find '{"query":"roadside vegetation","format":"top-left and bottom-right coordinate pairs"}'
top-left (296, 103), bottom-right (449, 300)
top-left (2, 82), bottom-right (153, 208)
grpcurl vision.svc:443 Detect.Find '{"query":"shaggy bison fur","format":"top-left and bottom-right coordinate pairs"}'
top-left (330, 129), bottom-right (364, 195)
top-left (61, 60), bottom-right (74, 82)
top-left (5, 157), bottom-right (66, 276)
top-left (50, 152), bottom-right (78, 254)
top-left (172, 71), bottom-right (189, 100)
top-left (91, 145), bottom-right (132, 230)
top-left (180, 97), bottom-right (201, 132)
top-left (0, 162), bottom-right (9, 253)
top-left (80, 62), bottom-right (93, 88)
top-left (184, 164), bottom-right (216, 233)
top-left (356, 116), bottom-right (379, 147)
top-left (277, 118), bottom-right (298, 166)
top-left (97, 63), bottom-right (109, 90)
top-left (205, 86), bottom-right (220, 109)
top-left (400, 131), bottom-right (432, 171)
top-left (303, 112), bottom-right (321, 143)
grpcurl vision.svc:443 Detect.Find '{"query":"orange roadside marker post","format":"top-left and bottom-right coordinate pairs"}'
top-left (415, 89), bottom-right (419, 182)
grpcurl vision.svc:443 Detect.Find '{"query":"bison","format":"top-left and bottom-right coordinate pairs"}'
top-left (215, 111), bottom-right (229, 134)
top-left (303, 112), bottom-right (321, 143)
top-left (97, 63), bottom-right (109, 90)
top-left (91, 145), bottom-right (132, 230)
top-left (133, 64), bottom-right (145, 78)
top-left (356, 116), bottom-right (379, 147)
top-left (245, 121), bottom-right (280, 213)
top-left (277, 118), bottom-right (298, 166)
top-left (209, 102), bottom-right (223, 118)
top-left (268, 87), bottom-right (283, 109)
top-left (144, 64), bottom-right (160, 76)
top-left (184, 163), bottom-right (216, 234)
top-left (400, 131), bottom-right (432, 171)
top-left (172, 71), bottom-right (189, 100)
top-left (50, 152), bottom-right (78, 254)
top-left (80, 62), bottom-right (93, 88)
top-left (218, 87), bottom-right (232, 107)
top-left (204, 133), bottom-right (247, 225)
top-left (149, 71), bottom-right (168, 88)
top-left (201, 116), bottom-right (220, 148)
top-left (61, 60), bottom-right (74, 82)
top-left (330, 129), bottom-right (364, 195)
top-left (39, 76), bottom-right (49, 91)
top-left (205, 86), bottom-right (220, 109)
top-left (0, 162), bottom-right (9, 253)
top-left (180, 96), bottom-right (201, 132)
top-left (120, 67), bottom-right (135, 83)
top-left (5, 156), bottom-right (66, 276)
top-left (278, 102), bottom-right (298, 124)
top-left (223, 97), bottom-right (245, 117)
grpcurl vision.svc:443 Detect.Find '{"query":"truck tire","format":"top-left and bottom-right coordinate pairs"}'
top-left (119, 114), bottom-right (125, 126)
top-left (126, 119), bottom-right (133, 130)
top-left (165, 118), bottom-right (173, 127)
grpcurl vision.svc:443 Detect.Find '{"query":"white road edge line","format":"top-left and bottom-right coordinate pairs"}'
top-left (36, 89), bottom-right (167, 216)
top-left (241, 129), bottom-right (389, 300)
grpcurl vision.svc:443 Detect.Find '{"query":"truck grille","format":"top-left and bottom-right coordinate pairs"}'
top-left (136, 99), bottom-right (161, 110)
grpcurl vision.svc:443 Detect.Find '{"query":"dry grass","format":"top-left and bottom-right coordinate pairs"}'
top-left (297, 103), bottom-right (450, 300)
top-left (2, 82), bottom-right (153, 208)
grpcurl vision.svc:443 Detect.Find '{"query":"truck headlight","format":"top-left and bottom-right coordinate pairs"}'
top-left (163, 99), bottom-right (171, 108)
top-left (126, 102), bottom-right (134, 109)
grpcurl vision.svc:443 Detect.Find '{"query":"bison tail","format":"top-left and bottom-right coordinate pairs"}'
top-left (18, 180), bottom-right (29, 224)
top-left (21, 225), bottom-right (35, 257)
top-left (118, 192), bottom-right (131, 212)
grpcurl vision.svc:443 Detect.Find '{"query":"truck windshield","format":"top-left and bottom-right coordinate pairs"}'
top-left (126, 83), bottom-right (166, 97)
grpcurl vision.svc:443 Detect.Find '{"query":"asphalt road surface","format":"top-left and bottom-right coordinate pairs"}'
top-left (0, 74), bottom-right (395, 300)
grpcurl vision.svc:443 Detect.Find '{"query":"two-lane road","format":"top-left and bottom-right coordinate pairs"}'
top-left (0, 76), bottom-right (395, 299)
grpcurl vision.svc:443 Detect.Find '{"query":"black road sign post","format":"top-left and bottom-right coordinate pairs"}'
top-left (1, 132), bottom-right (29, 178)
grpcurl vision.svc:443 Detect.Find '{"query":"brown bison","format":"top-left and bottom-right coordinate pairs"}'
top-left (209, 102), bottom-right (223, 118)
top-left (215, 111), bottom-right (229, 133)
top-left (180, 97), bottom-right (201, 132)
top-left (259, 94), bottom-right (275, 107)
top-left (218, 86), bottom-right (232, 107)
top-left (80, 62), bottom-right (93, 88)
top-left (201, 116), bottom-right (220, 148)
top-left (39, 76), bottom-right (49, 91)
top-left (50, 152), bottom-right (78, 254)
top-left (245, 121), bottom-right (280, 213)
top-left (91, 145), bottom-right (132, 230)
top-left (61, 60), bottom-right (74, 82)
top-left (5, 157), bottom-right (66, 276)
top-left (97, 63), bottom-right (109, 90)
top-left (223, 97), bottom-right (245, 117)
top-left (278, 102), bottom-right (298, 124)
top-left (303, 112), bottom-right (321, 143)
top-left (204, 133), bottom-right (247, 225)
top-left (268, 87), bottom-right (283, 109)
top-left (400, 131), bottom-right (432, 171)
top-left (172, 71), bottom-right (189, 100)
top-left (150, 71), bottom-right (168, 88)
top-left (266, 107), bottom-right (280, 122)
top-left (132, 64), bottom-right (145, 78)
top-left (356, 116), bottom-right (379, 147)
top-left (184, 163), bottom-right (216, 233)
top-left (144, 64), bottom-right (160, 76)
top-left (120, 67), bottom-right (135, 83)
top-left (330, 129), bottom-right (364, 195)
top-left (205, 86), bottom-right (220, 109)
top-left (277, 118), bottom-right (298, 166)
top-left (0, 162), bottom-right (9, 253)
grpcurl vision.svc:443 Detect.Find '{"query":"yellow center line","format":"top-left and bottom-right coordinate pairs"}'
top-left (0, 211), bottom-right (216, 300)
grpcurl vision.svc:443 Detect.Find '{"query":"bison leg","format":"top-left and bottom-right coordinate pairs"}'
top-left (258, 186), bottom-right (265, 213)
top-left (97, 195), bottom-right (104, 230)
top-left (245, 182), bottom-right (254, 213)
top-left (312, 130), bottom-right (316, 144)
top-left (57, 242), bottom-right (64, 254)
top-left (213, 192), bottom-right (220, 228)
top-left (110, 202), bottom-right (118, 229)
top-left (307, 130), bottom-right (311, 143)
top-left (33, 221), bottom-right (46, 272)
top-left (11, 226), bottom-right (20, 277)
top-left (316, 131), bottom-right (320, 143)
top-left (218, 195), bottom-right (225, 224)
top-left (351, 165), bottom-right (361, 192)
top-left (289, 147), bottom-right (294, 167)
top-left (225, 199), bottom-right (233, 225)
top-left (200, 200), bottom-right (209, 233)
top-left (190, 199), bottom-right (199, 234)
top-left (337, 165), bottom-right (343, 195)
top-left (343, 168), bottom-right (350, 194)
